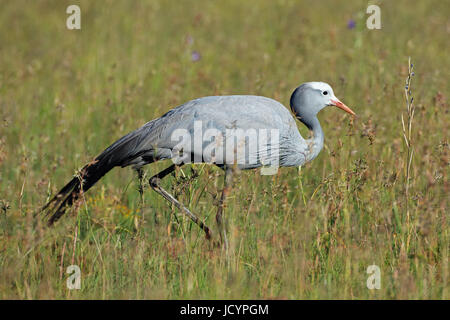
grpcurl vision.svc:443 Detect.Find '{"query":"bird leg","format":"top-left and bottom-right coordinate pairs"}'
top-left (216, 167), bottom-right (233, 249)
top-left (149, 164), bottom-right (212, 239)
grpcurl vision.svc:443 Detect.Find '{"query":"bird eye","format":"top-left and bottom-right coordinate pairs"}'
top-left (323, 91), bottom-right (328, 95)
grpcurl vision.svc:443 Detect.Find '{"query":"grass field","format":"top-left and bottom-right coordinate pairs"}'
top-left (0, 0), bottom-right (448, 299)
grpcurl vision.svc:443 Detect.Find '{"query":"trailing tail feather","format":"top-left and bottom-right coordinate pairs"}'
top-left (41, 158), bottom-right (116, 225)
top-left (40, 123), bottom-right (154, 225)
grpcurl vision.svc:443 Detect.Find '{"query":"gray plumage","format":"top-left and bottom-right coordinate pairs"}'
top-left (40, 81), bottom-right (355, 225)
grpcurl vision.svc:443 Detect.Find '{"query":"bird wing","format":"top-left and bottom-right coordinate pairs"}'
top-left (121, 95), bottom-right (306, 169)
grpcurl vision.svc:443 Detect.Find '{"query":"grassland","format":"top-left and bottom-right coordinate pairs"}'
top-left (0, 0), bottom-right (448, 299)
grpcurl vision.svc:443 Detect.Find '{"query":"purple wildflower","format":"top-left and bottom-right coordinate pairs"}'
top-left (191, 51), bottom-right (201, 62)
top-left (347, 19), bottom-right (356, 29)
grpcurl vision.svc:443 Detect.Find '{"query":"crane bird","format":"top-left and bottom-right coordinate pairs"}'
top-left (40, 82), bottom-right (355, 244)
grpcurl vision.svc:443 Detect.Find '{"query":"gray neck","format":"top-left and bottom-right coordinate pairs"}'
top-left (301, 116), bottom-right (324, 162)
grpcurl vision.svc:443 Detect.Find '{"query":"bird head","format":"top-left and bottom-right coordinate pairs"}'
top-left (290, 82), bottom-right (355, 128)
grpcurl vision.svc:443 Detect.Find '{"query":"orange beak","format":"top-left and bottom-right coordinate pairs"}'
top-left (330, 99), bottom-right (356, 116)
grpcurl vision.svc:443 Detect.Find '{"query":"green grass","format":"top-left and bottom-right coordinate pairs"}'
top-left (0, 0), bottom-right (448, 299)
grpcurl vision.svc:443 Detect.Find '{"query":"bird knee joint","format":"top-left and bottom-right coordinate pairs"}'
top-left (149, 177), bottom-right (160, 188)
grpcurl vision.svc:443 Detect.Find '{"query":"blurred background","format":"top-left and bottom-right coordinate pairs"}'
top-left (0, 0), bottom-right (448, 299)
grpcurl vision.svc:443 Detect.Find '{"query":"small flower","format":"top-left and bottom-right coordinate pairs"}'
top-left (347, 19), bottom-right (356, 29)
top-left (191, 51), bottom-right (201, 62)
